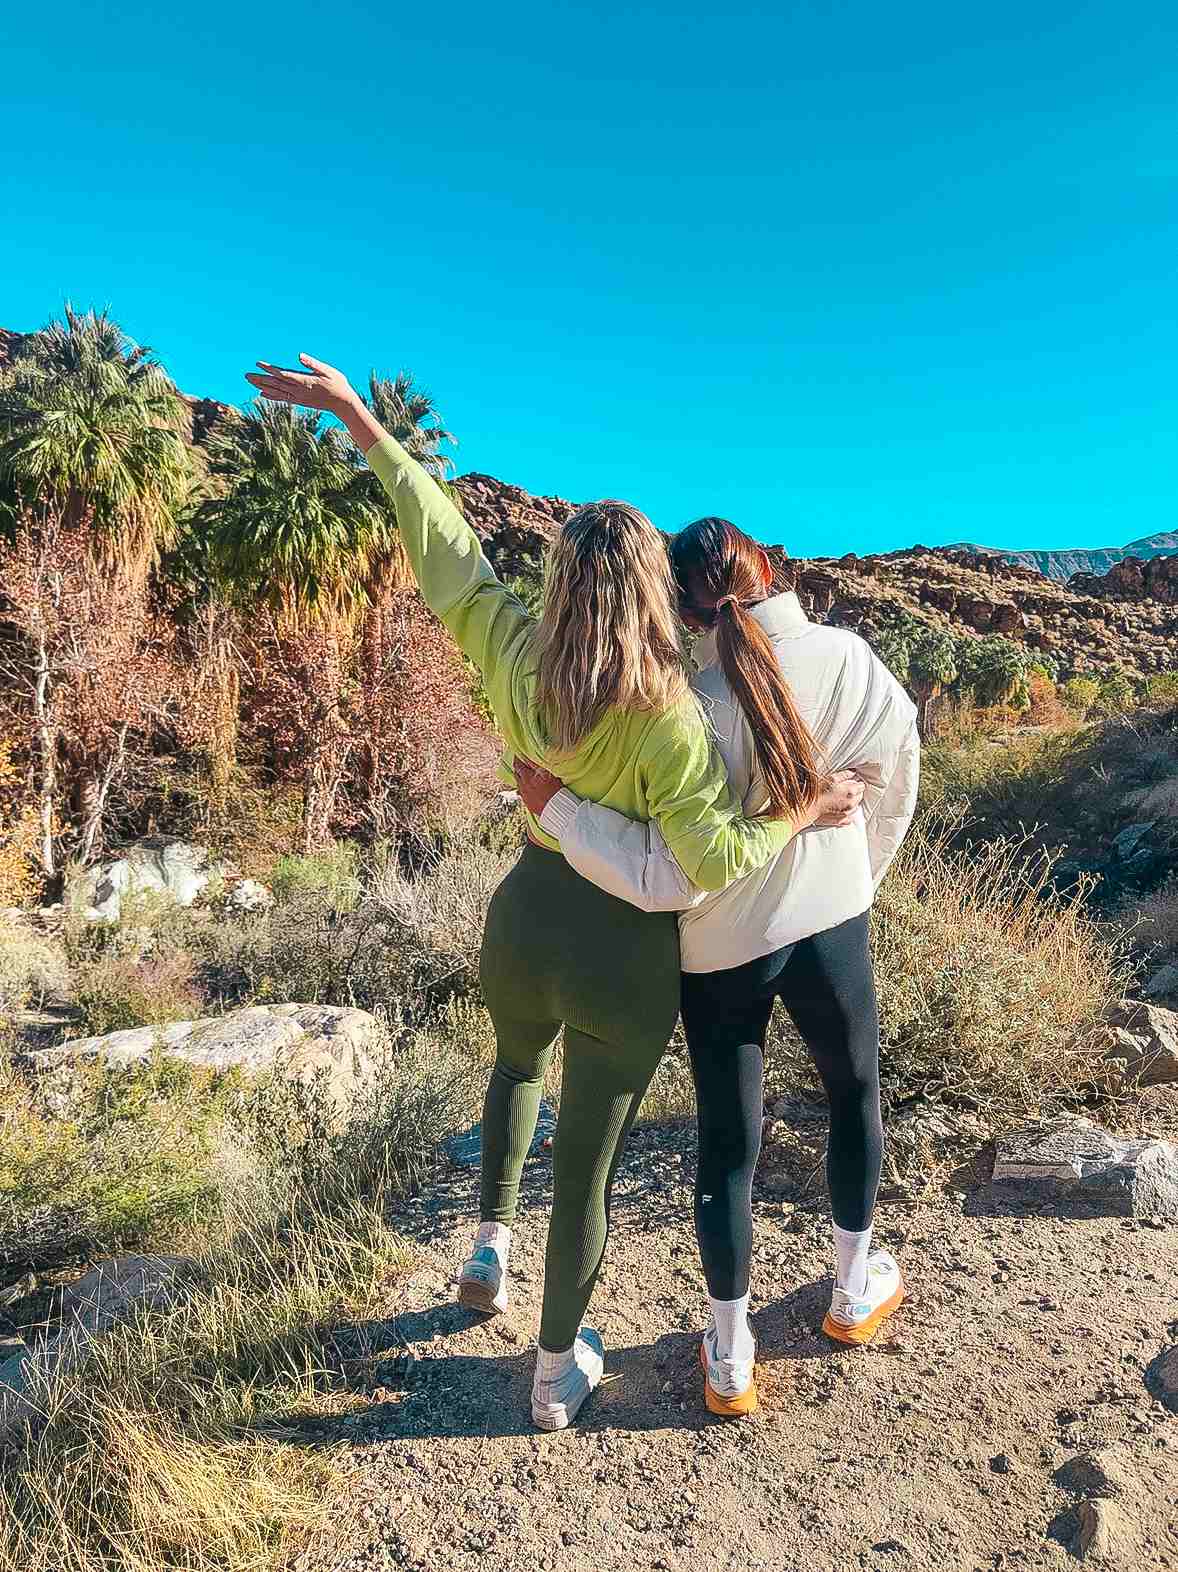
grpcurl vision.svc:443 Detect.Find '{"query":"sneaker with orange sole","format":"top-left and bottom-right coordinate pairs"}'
top-left (823, 1249), bottom-right (905, 1345)
top-left (699, 1327), bottom-right (759, 1417)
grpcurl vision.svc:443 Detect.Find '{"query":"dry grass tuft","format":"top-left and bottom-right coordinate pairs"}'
top-left (0, 1199), bottom-right (405, 1572)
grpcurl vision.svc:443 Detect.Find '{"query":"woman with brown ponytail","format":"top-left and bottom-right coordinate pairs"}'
top-left (514, 517), bottom-right (920, 1418)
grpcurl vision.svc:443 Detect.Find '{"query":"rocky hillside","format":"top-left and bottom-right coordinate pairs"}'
top-left (784, 546), bottom-right (1178, 678)
top-left (454, 474), bottom-right (1178, 679)
top-left (946, 531), bottom-right (1178, 581)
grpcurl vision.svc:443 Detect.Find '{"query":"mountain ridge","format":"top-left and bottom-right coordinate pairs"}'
top-left (943, 532), bottom-right (1178, 581)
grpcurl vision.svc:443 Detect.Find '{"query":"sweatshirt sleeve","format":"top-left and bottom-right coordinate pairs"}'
top-left (639, 701), bottom-right (795, 892)
top-left (538, 788), bottom-right (703, 912)
top-left (365, 435), bottom-right (533, 739)
top-left (865, 715), bottom-right (920, 886)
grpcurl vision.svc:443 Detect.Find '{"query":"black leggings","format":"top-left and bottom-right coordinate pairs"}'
top-left (680, 911), bottom-right (883, 1300)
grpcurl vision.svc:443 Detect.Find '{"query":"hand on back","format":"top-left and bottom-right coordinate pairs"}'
top-left (808, 769), bottom-right (865, 829)
top-left (514, 758), bottom-right (564, 817)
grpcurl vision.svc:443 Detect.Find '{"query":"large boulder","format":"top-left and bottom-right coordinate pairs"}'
top-left (75, 837), bottom-right (224, 922)
top-left (0, 1255), bottom-right (198, 1440)
top-left (21, 1003), bottom-right (382, 1114)
top-left (992, 1117), bottom-right (1178, 1219)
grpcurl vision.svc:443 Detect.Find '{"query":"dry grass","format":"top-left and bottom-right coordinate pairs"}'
top-left (0, 918), bottom-right (70, 1018)
top-left (0, 1198), bottom-right (407, 1572)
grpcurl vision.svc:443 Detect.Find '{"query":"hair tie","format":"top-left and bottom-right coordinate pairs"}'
top-left (716, 595), bottom-right (739, 611)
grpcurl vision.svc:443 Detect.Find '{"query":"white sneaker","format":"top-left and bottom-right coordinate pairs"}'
top-left (699, 1325), bottom-right (758, 1417)
top-left (823, 1249), bottom-right (905, 1345)
top-left (457, 1230), bottom-right (509, 1316)
top-left (531, 1329), bottom-right (605, 1430)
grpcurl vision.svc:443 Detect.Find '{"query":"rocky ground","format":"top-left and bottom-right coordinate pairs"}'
top-left (293, 1121), bottom-right (1178, 1572)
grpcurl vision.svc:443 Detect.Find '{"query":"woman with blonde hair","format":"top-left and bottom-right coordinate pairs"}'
top-left (245, 355), bottom-right (862, 1430)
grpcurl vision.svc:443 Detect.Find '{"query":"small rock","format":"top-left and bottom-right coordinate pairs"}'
top-left (1071, 1497), bottom-right (1130, 1561)
top-left (1112, 823), bottom-right (1155, 861)
top-left (1054, 1449), bottom-right (1130, 1498)
top-left (0, 1255), bottom-right (200, 1441)
top-left (992, 1117), bottom-right (1178, 1220)
top-left (989, 1453), bottom-right (1014, 1474)
top-left (1144, 1344), bottom-right (1178, 1412)
top-left (1100, 1000), bottom-right (1178, 1087)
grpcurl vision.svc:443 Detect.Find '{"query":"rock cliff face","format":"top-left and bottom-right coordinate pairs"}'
top-left (780, 546), bottom-right (1176, 677)
top-left (451, 472), bottom-right (576, 579)
top-left (948, 532), bottom-right (1178, 581)
top-left (1071, 553), bottom-right (1178, 607)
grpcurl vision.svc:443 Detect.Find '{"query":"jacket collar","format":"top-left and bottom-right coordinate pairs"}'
top-left (692, 591), bottom-right (810, 671)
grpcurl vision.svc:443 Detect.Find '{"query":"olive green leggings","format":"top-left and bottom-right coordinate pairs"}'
top-left (478, 844), bottom-right (680, 1351)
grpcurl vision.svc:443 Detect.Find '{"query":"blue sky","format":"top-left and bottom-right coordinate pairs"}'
top-left (4, 1), bottom-right (1176, 554)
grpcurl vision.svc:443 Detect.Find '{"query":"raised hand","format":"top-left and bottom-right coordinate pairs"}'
top-left (245, 354), bottom-right (357, 415)
top-left (246, 353), bottom-right (386, 452)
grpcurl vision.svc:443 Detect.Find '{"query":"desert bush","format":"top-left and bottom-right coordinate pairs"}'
top-left (1138, 875), bottom-right (1178, 961)
top-left (0, 919), bottom-right (70, 1017)
top-left (0, 1197), bottom-right (404, 1572)
top-left (270, 840), bottom-right (361, 910)
top-left (0, 1048), bottom-right (242, 1274)
top-left (1024, 669), bottom-right (1071, 727)
top-left (1093, 669), bottom-right (1137, 717)
top-left (764, 815), bottom-right (1130, 1164)
top-left (71, 947), bottom-right (206, 1036)
top-left (370, 832), bottom-right (514, 991)
top-left (238, 1009), bottom-right (486, 1214)
top-left (1060, 675), bottom-right (1100, 715)
top-left (1139, 671), bottom-right (1178, 709)
top-left (919, 723), bottom-right (1082, 815)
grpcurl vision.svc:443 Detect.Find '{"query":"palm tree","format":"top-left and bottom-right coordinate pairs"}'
top-left (364, 370), bottom-right (455, 481)
top-left (199, 400), bottom-right (401, 849)
top-left (199, 400), bottom-right (394, 620)
top-left (908, 630), bottom-right (960, 737)
top-left (957, 635), bottom-right (1031, 710)
top-left (0, 306), bottom-right (193, 571)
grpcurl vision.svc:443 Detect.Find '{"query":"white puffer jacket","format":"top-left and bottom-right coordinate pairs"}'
top-left (538, 593), bottom-right (920, 973)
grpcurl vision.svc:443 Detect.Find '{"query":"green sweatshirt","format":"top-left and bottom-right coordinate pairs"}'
top-left (365, 436), bottom-right (793, 890)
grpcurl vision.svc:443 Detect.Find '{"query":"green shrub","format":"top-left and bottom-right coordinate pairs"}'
top-left (1060, 676), bottom-right (1100, 714)
top-left (1140, 671), bottom-right (1178, 709)
top-left (0, 1048), bottom-right (242, 1272)
top-left (1093, 669), bottom-right (1137, 717)
top-left (269, 841), bottom-right (360, 910)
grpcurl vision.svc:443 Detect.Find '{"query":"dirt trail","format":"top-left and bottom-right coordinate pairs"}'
top-left (301, 1122), bottom-right (1178, 1572)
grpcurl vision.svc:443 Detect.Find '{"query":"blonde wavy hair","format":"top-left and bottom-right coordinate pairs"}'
top-left (531, 500), bottom-right (689, 752)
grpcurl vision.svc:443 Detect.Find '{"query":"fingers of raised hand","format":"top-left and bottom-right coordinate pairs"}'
top-left (246, 361), bottom-right (326, 406)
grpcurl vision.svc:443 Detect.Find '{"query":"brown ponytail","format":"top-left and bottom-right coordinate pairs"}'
top-left (670, 518), bottom-right (825, 821)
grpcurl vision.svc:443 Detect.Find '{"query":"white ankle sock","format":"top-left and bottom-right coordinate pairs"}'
top-left (707, 1292), bottom-right (754, 1363)
top-left (833, 1223), bottom-right (872, 1297)
top-left (535, 1343), bottom-right (575, 1381)
top-left (475, 1221), bottom-right (511, 1267)
top-left (534, 1335), bottom-right (600, 1392)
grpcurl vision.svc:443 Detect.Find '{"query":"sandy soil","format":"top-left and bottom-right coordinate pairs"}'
top-left (298, 1120), bottom-right (1178, 1572)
